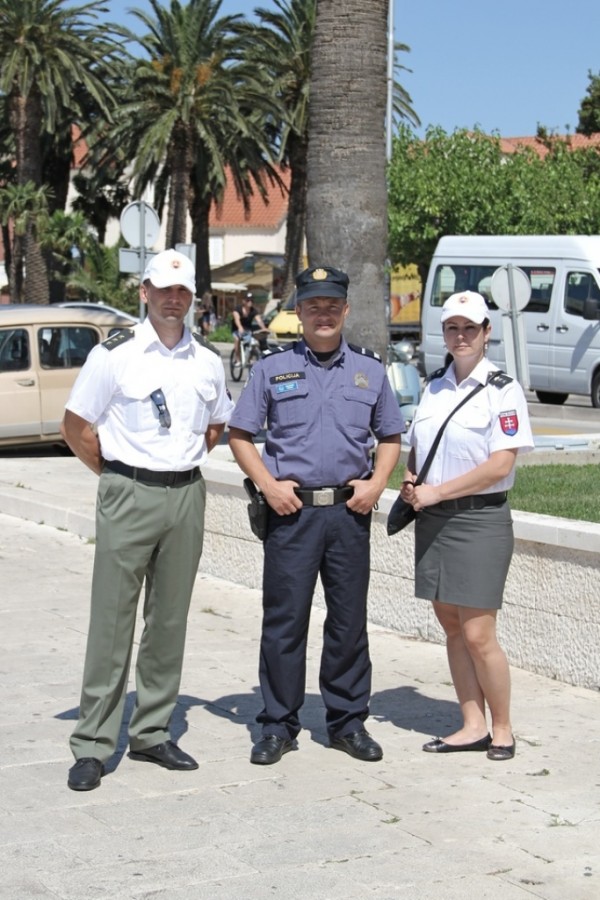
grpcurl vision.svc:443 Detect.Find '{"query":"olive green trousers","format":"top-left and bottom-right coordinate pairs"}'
top-left (70, 470), bottom-right (206, 761)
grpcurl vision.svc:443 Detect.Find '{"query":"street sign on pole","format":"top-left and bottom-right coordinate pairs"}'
top-left (119, 201), bottom-right (161, 320)
top-left (490, 264), bottom-right (531, 388)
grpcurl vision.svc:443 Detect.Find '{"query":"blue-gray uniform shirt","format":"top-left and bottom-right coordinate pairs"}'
top-left (230, 338), bottom-right (405, 486)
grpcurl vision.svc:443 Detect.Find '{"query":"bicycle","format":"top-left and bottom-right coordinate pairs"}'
top-left (229, 329), bottom-right (270, 382)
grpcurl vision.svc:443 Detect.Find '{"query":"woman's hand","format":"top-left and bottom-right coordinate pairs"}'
top-left (400, 473), bottom-right (417, 505)
top-left (411, 483), bottom-right (443, 511)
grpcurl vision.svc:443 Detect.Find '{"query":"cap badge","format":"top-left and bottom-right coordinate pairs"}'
top-left (172, 259), bottom-right (181, 268)
top-left (312, 268), bottom-right (328, 281)
top-left (354, 372), bottom-right (369, 389)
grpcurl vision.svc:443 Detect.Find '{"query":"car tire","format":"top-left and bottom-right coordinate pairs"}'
top-left (535, 391), bottom-right (568, 405)
top-left (591, 371), bottom-right (600, 408)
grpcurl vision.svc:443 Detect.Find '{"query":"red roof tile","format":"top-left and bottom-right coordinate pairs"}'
top-left (499, 133), bottom-right (600, 158)
top-left (209, 167), bottom-right (290, 229)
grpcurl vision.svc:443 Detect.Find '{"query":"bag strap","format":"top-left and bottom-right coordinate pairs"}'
top-left (414, 372), bottom-right (498, 486)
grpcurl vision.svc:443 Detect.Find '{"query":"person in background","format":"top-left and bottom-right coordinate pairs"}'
top-left (231, 293), bottom-right (266, 362)
top-left (228, 265), bottom-right (404, 765)
top-left (401, 291), bottom-right (534, 761)
top-left (61, 248), bottom-right (234, 791)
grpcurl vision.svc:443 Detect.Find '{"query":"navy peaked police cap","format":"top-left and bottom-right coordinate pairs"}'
top-left (295, 266), bottom-right (349, 301)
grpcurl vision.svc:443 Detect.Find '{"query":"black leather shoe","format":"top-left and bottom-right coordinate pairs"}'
top-left (487, 738), bottom-right (516, 761)
top-left (129, 740), bottom-right (198, 770)
top-left (330, 729), bottom-right (383, 761)
top-left (68, 757), bottom-right (104, 791)
top-left (250, 735), bottom-right (294, 765)
top-left (423, 734), bottom-right (492, 753)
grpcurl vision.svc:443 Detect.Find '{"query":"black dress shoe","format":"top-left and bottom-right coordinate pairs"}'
top-left (68, 757), bottom-right (104, 791)
top-left (422, 734), bottom-right (492, 753)
top-left (250, 735), bottom-right (294, 765)
top-left (330, 729), bottom-right (383, 761)
top-left (487, 738), bottom-right (516, 761)
top-left (129, 740), bottom-right (198, 770)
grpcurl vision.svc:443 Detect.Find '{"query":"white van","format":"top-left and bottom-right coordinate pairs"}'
top-left (420, 235), bottom-right (600, 406)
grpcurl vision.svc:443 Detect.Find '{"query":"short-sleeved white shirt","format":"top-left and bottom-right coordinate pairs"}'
top-left (65, 317), bottom-right (234, 470)
top-left (407, 357), bottom-right (534, 493)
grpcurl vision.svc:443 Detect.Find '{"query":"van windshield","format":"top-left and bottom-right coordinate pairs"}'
top-left (430, 265), bottom-right (555, 314)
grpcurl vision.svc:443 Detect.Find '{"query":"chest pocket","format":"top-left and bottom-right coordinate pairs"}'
top-left (186, 380), bottom-right (217, 433)
top-left (338, 386), bottom-right (377, 433)
top-left (119, 379), bottom-right (156, 431)
top-left (449, 406), bottom-right (492, 458)
top-left (269, 379), bottom-right (309, 427)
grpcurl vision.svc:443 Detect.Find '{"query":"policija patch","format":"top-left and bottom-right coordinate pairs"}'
top-left (499, 410), bottom-right (519, 436)
top-left (269, 372), bottom-right (306, 385)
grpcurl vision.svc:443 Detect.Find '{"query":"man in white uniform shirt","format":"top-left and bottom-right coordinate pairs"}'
top-left (61, 249), bottom-right (234, 791)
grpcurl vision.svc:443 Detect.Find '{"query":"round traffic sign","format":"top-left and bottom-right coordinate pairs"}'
top-left (119, 201), bottom-right (161, 249)
top-left (490, 265), bottom-right (531, 312)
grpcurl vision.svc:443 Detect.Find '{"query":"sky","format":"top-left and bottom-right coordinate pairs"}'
top-left (102, 0), bottom-right (600, 139)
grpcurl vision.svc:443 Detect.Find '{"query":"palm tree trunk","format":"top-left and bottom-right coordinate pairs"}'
top-left (306, 0), bottom-right (389, 358)
top-left (281, 132), bottom-right (309, 297)
top-left (190, 190), bottom-right (212, 298)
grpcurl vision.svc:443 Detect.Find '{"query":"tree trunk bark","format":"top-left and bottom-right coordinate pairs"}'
top-left (281, 132), bottom-right (309, 298)
top-left (306, 0), bottom-right (389, 358)
top-left (189, 189), bottom-right (212, 299)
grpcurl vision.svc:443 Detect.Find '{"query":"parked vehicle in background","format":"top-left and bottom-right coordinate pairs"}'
top-left (386, 342), bottom-right (422, 425)
top-left (267, 291), bottom-right (302, 343)
top-left (56, 301), bottom-right (139, 323)
top-left (0, 306), bottom-right (134, 448)
top-left (420, 235), bottom-right (600, 407)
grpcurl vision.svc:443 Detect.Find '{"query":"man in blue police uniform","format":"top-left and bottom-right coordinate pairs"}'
top-left (229, 265), bottom-right (405, 765)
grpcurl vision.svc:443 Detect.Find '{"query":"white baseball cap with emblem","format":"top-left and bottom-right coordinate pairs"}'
top-left (142, 249), bottom-right (196, 294)
top-left (440, 290), bottom-right (489, 324)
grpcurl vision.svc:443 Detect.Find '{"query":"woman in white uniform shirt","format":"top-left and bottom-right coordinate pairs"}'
top-left (402, 291), bottom-right (534, 761)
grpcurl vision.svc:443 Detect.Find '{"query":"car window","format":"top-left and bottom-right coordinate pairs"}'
top-left (430, 264), bottom-right (554, 314)
top-left (564, 271), bottom-right (600, 317)
top-left (38, 326), bottom-right (99, 368)
top-left (0, 328), bottom-right (30, 372)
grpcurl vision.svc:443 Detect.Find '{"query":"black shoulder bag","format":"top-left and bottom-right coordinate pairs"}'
top-left (387, 378), bottom-right (490, 536)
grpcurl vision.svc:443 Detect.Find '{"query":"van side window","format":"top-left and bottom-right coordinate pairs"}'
top-left (38, 326), bottom-right (99, 368)
top-left (564, 272), bottom-right (600, 317)
top-left (0, 328), bottom-right (30, 372)
top-left (430, 264), bottom-right (554, 314)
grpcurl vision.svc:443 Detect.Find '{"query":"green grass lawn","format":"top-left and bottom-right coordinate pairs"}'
top-left (387, 463), bottom-right (600, 524)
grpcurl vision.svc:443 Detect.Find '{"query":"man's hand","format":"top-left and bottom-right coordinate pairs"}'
top-left (263, 479), bottom-right (302, 516)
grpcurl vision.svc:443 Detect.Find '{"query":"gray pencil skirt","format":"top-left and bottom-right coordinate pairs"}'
top-left (414, 502), bottom-right (514, 610)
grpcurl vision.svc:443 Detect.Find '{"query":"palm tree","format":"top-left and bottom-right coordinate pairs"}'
top-left (306, 0), bottom-right (389, 357)
top-left (111, 0), bottom-right (281, 295)
top-left (0, 182), bottom-right (51, 302)
top-left (236, 0), bottom-right (316, 298)
top-left (0, 0), bottom-right (120, 302)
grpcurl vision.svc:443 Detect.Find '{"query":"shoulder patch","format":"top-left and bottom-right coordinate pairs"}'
top-left (263, 343), bottom-right (294, 356)
top-left (426, 365), bottom-right (448, 383)
top-left (487, 370), bottom-right (513, 389)
top-left (101, 329), bottom-right (135, 351)
top-left (192, 332), bottom-right (221, 356)
top-left (347, 342), bottom-right (382, 363)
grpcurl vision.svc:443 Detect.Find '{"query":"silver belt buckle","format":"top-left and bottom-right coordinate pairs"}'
top-left (315, 488), bottom-right (334, 506)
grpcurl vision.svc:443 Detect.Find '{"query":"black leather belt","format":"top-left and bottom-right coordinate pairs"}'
top-left (104, 460), bottom-right (200, 487)
top-left (294, 486), bottom-right (354, 507)
top-left (434, 492), bottom-right (507, 511)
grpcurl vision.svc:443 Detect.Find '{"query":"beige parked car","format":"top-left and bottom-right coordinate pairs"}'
top-left (0, 305), bottom-right (135, 448)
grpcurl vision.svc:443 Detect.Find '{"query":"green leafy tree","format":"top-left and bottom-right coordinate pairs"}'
top-left (0, 0), bottom-right (121, 303)
top-left (388, 126), bottom-right (600, 287)
top-left (63, 241), bottom-right (140, 313)
top-left (577, 71), bottom-right (600, 135)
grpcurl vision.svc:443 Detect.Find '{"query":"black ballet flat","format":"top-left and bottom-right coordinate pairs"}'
top-left (423, 734), bottom-right (492, 753)
top-left (486, 739), bottom-right (516, 761)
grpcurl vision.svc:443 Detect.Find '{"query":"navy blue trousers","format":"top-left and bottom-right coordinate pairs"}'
top-left (258, 502), bottom-right (372, 740)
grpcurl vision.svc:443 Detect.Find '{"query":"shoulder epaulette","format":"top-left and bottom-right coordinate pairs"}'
top-left (347, 342), bottom-right (382, 363)
top-left (426, 365), bottom-right (449, 383)
top-left (487, 370), bottom-right (513, 388)
top-left (192, 332), bottom-right (221, 356)
top-left (101, 329), bottom-right (135, 351)
top-left (263, 343), bottom-right (294, 356)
